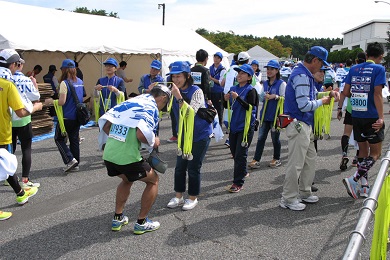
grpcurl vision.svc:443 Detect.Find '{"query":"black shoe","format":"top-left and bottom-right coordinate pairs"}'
top-left (311, 185), bottom-right (318, 192)
top-left (340, 157), bottom-right (349, 171)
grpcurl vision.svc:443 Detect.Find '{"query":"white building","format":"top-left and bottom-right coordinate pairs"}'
top-left (330, 19), bottom-right (390, 52)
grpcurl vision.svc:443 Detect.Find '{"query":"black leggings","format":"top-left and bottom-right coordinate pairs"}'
top-left (12, 123), bottom-right (32, 179)
top-left (0, 144), bottom-right (22, 194)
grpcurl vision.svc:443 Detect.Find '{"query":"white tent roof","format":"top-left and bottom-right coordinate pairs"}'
top-left (247, 45), bottom-right (279, 63)
top-left (0, 1), bottom-right (228, 61)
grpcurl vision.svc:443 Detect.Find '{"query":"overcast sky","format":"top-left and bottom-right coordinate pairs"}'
top-left (4, 0), bottom-right (390, 39)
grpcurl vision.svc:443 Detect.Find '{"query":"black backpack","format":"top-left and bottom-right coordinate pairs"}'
top-left (67, 80), bottom-right (91, 125)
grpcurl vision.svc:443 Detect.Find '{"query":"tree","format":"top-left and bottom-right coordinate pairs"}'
top-left (73, 7), bottom-right (119, 18)
top-left (384, 29), bottom-right (390, 69)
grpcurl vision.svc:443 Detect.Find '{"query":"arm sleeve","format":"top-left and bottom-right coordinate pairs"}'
top-left (190, 89), bottom-right (205, 113)
top-left (279, 81), bottom-right (286, 97)
top-left (293, 74), bottom-right (322, 112)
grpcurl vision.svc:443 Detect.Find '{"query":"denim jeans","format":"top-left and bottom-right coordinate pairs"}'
top-left (54, 120), bottom-right (80, 164)
top-left (174, 137), bottom-right (210, 196)
top-left (253, 121), bottom-right (281, 162)
top-left (229, 126), bottom-right (255, 186)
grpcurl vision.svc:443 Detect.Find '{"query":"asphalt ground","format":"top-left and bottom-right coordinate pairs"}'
top-left (1, 102), bottom-right (390, 260)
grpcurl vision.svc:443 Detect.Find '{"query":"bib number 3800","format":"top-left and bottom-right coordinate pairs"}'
top-left (109, 124), bottom-right (129, 142)
top-left (351, 93), bottom-right (368, 112)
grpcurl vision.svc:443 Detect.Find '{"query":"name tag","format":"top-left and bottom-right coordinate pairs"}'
top-left (191, 72), bottom-right (202, 85)
top-left (109, 124), bottom-right (129, 142)
top-left (351, 92), bottom-right (368, 111)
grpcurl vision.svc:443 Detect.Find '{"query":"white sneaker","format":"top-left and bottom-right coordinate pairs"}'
top-left (298, 195), bottom-right (319, 203)
top-left (167, 197), bottom-right (184, 208)
top-left (21, 180), bottom-right (40, 188)
top-left (279, 197), bottom-right (306, 211)
top-left (63, 158), bottom-right (78, 172)
top-left (182, 198), bottom-right (198, 211)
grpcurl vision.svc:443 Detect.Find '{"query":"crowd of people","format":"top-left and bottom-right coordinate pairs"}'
top-left (0, 42), bottom-right (386, 235)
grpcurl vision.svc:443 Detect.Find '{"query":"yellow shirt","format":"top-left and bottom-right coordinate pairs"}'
top-left (0, 78), bottom-right (24, 145)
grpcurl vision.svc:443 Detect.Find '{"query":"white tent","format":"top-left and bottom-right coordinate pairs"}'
top-left (247, 45), bottom-right (279, 82)
top-left (0, 1), bottom-right (229, 96)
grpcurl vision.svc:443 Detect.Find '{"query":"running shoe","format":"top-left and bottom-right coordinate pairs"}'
top-left (228, 184), bottom-right (242, 193)
top-left (133, 218), bottom-right (160, 235)
top-left (340, 157), bottom-right (349, 171)
top-left (224, 139), bottom-right (230, 148)
top-left (112, 215), bottom-right (129, 231)
top-left (167, 136), bottom-right (178, 143)
top-left (269, 159), bottom-right (282, 168)
top-left (16, 187), bottom-right (38, 205)
top-left (360, 185), bottom-right (370, 198)
top-left (351, 157), bottom-right (358, 167)
top-left (298, 195), bottom-right (319, 203)
top-left (0, 211), bottom-right (12, 221)
top-left (248, 160), bottom-right (260, 169)
top-left (63, 158), bottom-right (78, 172)
top-left (279, 198), bottom-right (306, 211)
top-left (21, 180), bottom-right (40, 188)
top-left (167, 197), bottom-right (184, 208)
top-left (342, 176), bottom-right (359, 199)
top-left (182, 198), bottom-right (198, 211)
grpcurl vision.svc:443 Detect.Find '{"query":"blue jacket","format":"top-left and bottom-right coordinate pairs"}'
top-left (260, 79), bottom-right (283, 122)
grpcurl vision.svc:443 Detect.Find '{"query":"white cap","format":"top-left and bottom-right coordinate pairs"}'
top-left (0, 49), bottom-right (23, 64)
top-left (0, 149), bottom-right (17, 181)
top-left (238, 52), bottom-right (250, 62)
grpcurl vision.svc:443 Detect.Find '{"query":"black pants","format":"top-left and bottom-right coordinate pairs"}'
top-left (12, 123), bottom-right (33, 179)
top-left (54, 120), bottom-right (80, 164)
top-left (0, 144), bottom-right (22, 194)
top-left (210, 92), bottom-right (223, 126)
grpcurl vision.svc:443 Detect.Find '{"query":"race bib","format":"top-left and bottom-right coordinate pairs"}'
top-left (191, 72), bottom-right (202, 85)
top-left (351, 93), bottom-right (368, 111)
top-left (109, 124), bottom-right (129, 142)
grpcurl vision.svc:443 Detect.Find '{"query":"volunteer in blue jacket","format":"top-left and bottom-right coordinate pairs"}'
top-left (94, 58), bottom-right (125, 118)
top-left (280, 46), bottom-right (339, 211)
top-left (209, 52), bottom-right (226, 126)
top-left (138, 60), bottom-right (165, 94)
top-left (55, 59), bottom-right (85, 172)
top-left (166, 61), bottom-right (212, 211)
top-left (249, 60), bottom-right (286, 169)
top-left (223, 64), bottom-right (259, 193)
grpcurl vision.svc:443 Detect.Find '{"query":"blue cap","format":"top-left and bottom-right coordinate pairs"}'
top-left (150, 60), bottom-right (162, 70)
top-left (234, 64), bottom-right (254, 76)
top-left (103, 58), bottom-right (118, 68)
top-left (251, 60), bottom-right (259, 66)
top-left (214, 52), bottom-right (223, 59)
top-left (168, 61), bottom-right (191, 74)
top-left (264, 60), bottom-right (280, 69)
top-left (61, 59), bottom-right (75, 69)
top-left (308, 46), bottom-right (330, 66)
top-left (185, 61), bottom-right (192, 67)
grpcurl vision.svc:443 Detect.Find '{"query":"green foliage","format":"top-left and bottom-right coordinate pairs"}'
top-left (328, 48), bottom-right (364, 63)
top-left (384, 30), bottom-right (390, 68)
top-left (73, 7), bottom-right (119, 18)
top-left (196, 28), bottom-right (343, 62)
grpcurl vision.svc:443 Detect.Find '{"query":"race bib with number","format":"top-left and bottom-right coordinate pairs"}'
top-left (351, 92), bottom-right (368, 111)
top-left (109, 124), bottom-right (129, 142)
top-left (191, 72), bottom-right (202, 85)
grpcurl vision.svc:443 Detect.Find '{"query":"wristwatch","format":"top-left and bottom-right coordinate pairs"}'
top-left (177, 98), bottom-right (184, 104)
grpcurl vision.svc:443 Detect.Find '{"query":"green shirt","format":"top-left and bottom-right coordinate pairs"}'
top-left (103, 126), bottom-right (142, 165)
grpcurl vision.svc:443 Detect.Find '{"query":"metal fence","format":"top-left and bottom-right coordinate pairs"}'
top-left (342, 144), bottom-right (390, 259)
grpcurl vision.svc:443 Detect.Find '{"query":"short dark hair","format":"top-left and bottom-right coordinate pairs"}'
top-left (346, 59), bottom-right (353, 67)
top-left (119, 61), bottom-right (127, 67)
top-left (356, 52), bottom-right (366, 64)
top-left (304, 53), bottom-right (316, 63)
top-left (366, 42), bottom-right (384, 58)
top-left (34, 65), bottom-right (42, 72)
top-left (196, 49), bottom-right (208, 62)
